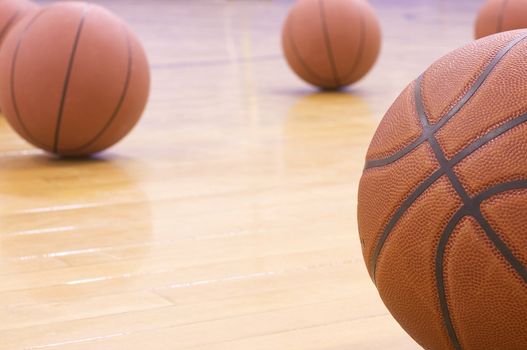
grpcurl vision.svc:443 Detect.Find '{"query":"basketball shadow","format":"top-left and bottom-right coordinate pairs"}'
top-left (0, 155), bottom-right (153, 299)
top-left (282, 91), bottom-right (376, 171)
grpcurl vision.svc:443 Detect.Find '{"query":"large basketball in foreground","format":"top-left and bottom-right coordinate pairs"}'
top-left (0, 2), bottom-right (150, 156)
top-left (475, 0), bottom-right (527, 39)
top-left (282, 0), bottom-right (381, 90)
top-left (358, 30), bottom-right (527, 350)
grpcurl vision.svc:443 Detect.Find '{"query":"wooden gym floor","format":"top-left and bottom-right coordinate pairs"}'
top-left (0, 0), bottom-right (481, 349)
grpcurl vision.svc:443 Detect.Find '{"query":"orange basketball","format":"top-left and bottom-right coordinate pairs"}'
top-left (358, 30), bottom-right (527, 350)
top-left (0, 2), bottom-right (150, 156)
top-left (282, 0), bottom-right (381, 90)
top-left (0, 0), bottom-right (38, 48)
top-left (475, 0), bottom-right (527, 39)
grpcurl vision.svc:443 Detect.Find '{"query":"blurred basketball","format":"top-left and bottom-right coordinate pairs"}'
top-left (0, 0), bottom-right (38, 48)
top-left (475, 0), bottom-right (527, 39)
top-left (358, 30), bottom-right (527, 350)
top-left (282, 0), bottom-right (381, 90)
top-left (0, 2), bottom-right (150, 156)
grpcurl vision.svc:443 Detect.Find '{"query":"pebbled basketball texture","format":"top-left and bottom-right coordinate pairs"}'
top-left (0, 1), bottom-right (150, 156)
top-left (358, 30), bottom-right (527, 350)
top-left (475, 0), bottom-right (527, 39)
top-left (282, 0), bottom-right (381, 90)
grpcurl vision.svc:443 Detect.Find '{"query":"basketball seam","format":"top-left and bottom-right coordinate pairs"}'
top-left (435, 180), bottom-right (527, 350)
top-left (318, 0), bottom-right (341, 87)
top-left (369, 34), bottom-right (527, 276)
top-left (373, 77), bottom-right (527, 350)
top-left (339, 2), bottom-right (366, 84)
top-left (9, 8), bottom-right (51, 149)
top-left (59, 26), bottom-right (133, 154)
top-left (370, 107), bottom-right (527, 277)
top-left (435, 208), bottom-right (466, 350)
top-left (497, 0), bottom-right (509, 33)
top-left (0, 10), bottom-right (20, 46)
top-left (286, 14), bottom-right (334, 87)
top-left (365, 33), bottom-right (527, 169)
top-left (53, 3), bottom-right (90, 154)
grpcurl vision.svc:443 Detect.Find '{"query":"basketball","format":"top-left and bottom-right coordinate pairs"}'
top-left (358, 30), bottom-right (527, 350)
top-left (0, 0), bottom-right (38, 48)
top-left (475, 0), bottom-right (527, 39)
top-left (282, 0), bottom-right (381, 90)
top-left (0, 2), bottom-right (150, 156)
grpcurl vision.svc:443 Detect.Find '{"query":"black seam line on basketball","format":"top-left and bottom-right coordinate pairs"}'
top-left (435, 209), bottom-right (466, 350)
top-left (369, 168), bottom-right (444, 277)
top-left (435, 181), bottom-right (527, 350)
top-left (369, 78), bottom-right (527, 277)
top-left (10, 9), bottom-right (51, 149)
top-left (419, 79), bottom-right (527, 350)
top-left (369, 110), bottom-right (527, 278)
top-left (421, 76), bottom-right (476, 350)
top-left (365, 79), bottom-right (428, 170)
top-left (61, 27), bottom-right (133, 153)
top-left (364, 33), bottom-right (527, 170)
top-left (339, 3), bottom-right (366, 83)
top-left (473, 179), bottom-right (527, 204)
top-left (415, 75), bottom-right (430, 127)
top-left (0, 10), bottom-right (20, 46)
top-left (52, 4), bottom-right (89, 154)
top-left (286, 18), bottom-right (333, 86)
top-left (286, 17), bottom-right (334, 87)
top-left (428, 136), bottom-right (471, 203)
top-left (474, 209), bottom-right (527, 282)
top-left (497, 0), bottom-right (509, 33)
top-left (318, 0), bottom-right (340, 87)
top-left (450, 112), bottom-right (527, 164)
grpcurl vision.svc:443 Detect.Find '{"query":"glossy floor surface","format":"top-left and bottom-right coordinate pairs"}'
top-left (0, 0), bottom-right (482, 349)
